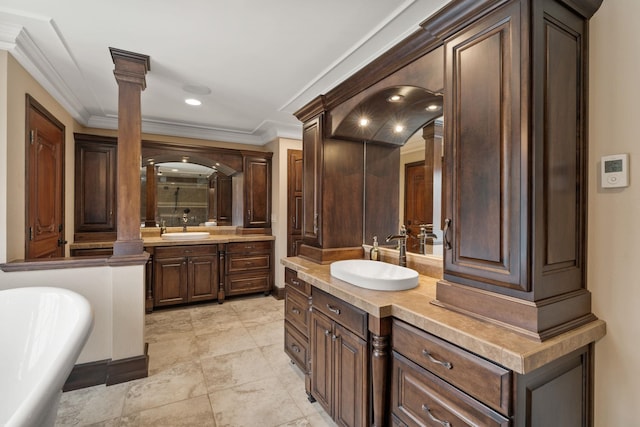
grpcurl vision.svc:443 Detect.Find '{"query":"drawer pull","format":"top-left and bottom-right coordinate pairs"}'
top-left (291, 308), bottom-right (301, 315)
top-left (245, 261), bottom-right (253, 266)
top-left (422, 350), bottom-right (453, 369)
top-left (291, 279), bottom-right (300, 286)
top-left (324, 329), bottom-right (331, 337)
top-left (421, 404), bottom-right (451, 427)
top-left (291, 344), bottom-right (300, 353)
top-left (326, 304), bottom-right (341, 315)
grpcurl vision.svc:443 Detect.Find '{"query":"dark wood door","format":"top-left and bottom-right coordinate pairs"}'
top-left (443, 1), bottom-right (525, 291)
top-left (334, 323), bottom-right (367, 427)
top-left (188, 254), bottom-right (218, 302)
top-left (216, 173), bottom-right (232, 225)
top-left (25, 95), bottom-right (65, 259)
top-left (302, 116), bottom-right (322, 247)
top-left (311, 310), bottom-right (333, 414)
top-left (244, 156), bottom-right (271, 228)
top-left (404, 161), bottom-right (427, 253)
top-left (287, 149), bottom-right (303, 256)
top-left (154, 257), bottom-right (188, 306)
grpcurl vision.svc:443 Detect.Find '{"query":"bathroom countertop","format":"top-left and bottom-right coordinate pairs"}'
top-left (281, 256), bottom-right (606, 374)
top-left (70, 232), bottom-right (274, 250)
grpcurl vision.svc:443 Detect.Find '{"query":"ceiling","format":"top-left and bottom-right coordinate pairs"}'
top-left (0, 0), bottom-right (450, 146)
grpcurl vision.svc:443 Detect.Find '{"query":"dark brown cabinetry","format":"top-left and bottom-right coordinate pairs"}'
top-left (243, 155), bottom-right (272, 229)
top-left (284, 268), bottom-right (312, 394)
top-left (74, 134), bottom-right (117, 242)
top-left (302, 116), bottom-right (323, 247)
top-left (310, 288), bottom-right (368, 427)
top-left (153, 245), bottom-right (218, 307)
top-left (391, 318), bottom-right (593, 427)
top-left (436, 0), bottom-right (597, 341)
top-left (223, 240), bottom-right (273, 300)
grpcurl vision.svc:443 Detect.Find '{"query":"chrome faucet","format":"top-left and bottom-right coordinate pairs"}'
top-left (386, 225), bottom-right (408, 267)
top-left (182, 208), bottom-right (191, 232)
top-left (417, 224), bottom-right (437, 255)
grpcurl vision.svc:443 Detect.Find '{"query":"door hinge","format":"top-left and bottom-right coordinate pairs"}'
top-left (29, 227), bottom-right (33, 241)
top-left (29, 130), bottom-right (35, 145)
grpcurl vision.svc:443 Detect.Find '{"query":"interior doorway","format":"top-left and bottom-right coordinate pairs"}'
top-left (25, 94), bottom-right (66, 259)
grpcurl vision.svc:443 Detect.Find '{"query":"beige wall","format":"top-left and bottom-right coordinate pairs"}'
top-left (0, 51), bottom-right (8, 263)
top-left (267, 137), bottom-right (302, 290)
top-left (589, 1), bottom-right (640, 425)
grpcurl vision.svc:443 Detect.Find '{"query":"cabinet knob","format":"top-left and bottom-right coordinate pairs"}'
top-left (291, 344), bottom-right (300, 353)
top-left (292, 308), bottom-right (301, 315)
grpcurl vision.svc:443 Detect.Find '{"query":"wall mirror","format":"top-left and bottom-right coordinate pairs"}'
top-left (141, 162), bottom-right (233, 227)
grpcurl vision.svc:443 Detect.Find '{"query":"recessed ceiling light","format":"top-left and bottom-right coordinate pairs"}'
top-left (387, 94), bottom-right (404, 102)
top-left (394, 124), bottom-right (404, 133)
top-left (426, 104), bottom-right (441, 112)
top-left (359, 117), bottom-right (370, 127)
top-left (185, 98), bottom-right (202, 106)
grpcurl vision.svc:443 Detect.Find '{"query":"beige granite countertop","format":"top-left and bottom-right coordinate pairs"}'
top-left (70, 226), bottom-right (274, 250)
top-left (281, 256), bottom-right (606, 374)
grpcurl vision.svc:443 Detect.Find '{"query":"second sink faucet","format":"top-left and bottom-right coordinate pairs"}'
top-left (182, 208), bottom-right (191, 232)
top-left (386, 225), bottom-right (408, 267)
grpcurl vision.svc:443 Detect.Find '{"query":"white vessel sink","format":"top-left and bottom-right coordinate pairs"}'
top-left (161, 232), bottom-right (210, 241)
top-left (330, 260), bottom-right (419, 291)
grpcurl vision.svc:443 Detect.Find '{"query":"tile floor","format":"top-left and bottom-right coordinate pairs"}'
top-left (55, 294), bottom-right (337, 427)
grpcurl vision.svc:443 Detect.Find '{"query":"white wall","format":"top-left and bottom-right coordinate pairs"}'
top-left (589, 1), bottom-right (640, 425)
top-left (267, 137), bottom-right (302, 290)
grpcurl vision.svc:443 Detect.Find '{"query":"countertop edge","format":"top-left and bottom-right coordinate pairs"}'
top-left (281, 256), bottom-right (607, 374)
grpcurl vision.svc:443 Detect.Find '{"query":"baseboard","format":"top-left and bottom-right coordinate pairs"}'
top-left (273, 286), bottom-right (285, 300)
top-left (63, 343), bottom-right (149, 391)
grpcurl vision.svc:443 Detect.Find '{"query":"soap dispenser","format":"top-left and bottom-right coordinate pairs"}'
top-left (370, 236), bottom-right (380, 261)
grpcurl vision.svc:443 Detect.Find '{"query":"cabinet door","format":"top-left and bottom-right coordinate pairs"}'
top-left (243, 156), bottom-right (271, 228)
top-left (302, 116), bottom-right (322, 247)
top-left (334, 323), bottom-right (368, 427)
top-left (154, 256), bottom-right (188, 306)
top-left (74, 139), bottom-right (116, 233)
top-left (188, 254), bottom-right (218, 302)
top-left (443, 1), bottom-right (526, 292)
top-left (310, 310), bottom-right (333, 414)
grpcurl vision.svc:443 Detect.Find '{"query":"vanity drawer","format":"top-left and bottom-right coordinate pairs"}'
top-left (226, 240), bottom-right (272, 254)
top-left (225, 271), bottom-right (270, 296)
top-left (285, 285), bottom-right (310, 335)
top-left (154, 244), bottom-right (217, 258)
top-left (227, 254), bottom-right (271, 272)
top-left (312, 288), bottom-right (367, 339)
top-left (391, 352), bottom-right (509, 427)
top-left (392, 319), bottom-right (511, 415)
top-left (284, 320), bottom-right (309, 372)
top-left (285, 268), bottom-right (311, 296)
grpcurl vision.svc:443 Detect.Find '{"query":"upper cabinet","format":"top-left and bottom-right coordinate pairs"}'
top-left (74, 134), bottom-right (117, 242)
top-left (243, 154), bottom-right (272, 229)
top-left (302, 115), bottom-right (323, 248)
top-left (437, 0), bottom-right (596, 341)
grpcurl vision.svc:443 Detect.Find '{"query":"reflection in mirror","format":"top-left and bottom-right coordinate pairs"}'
top-left (399, 117), bottom-right (443, 256)
top-left (141, 162), bottom-right (232, 227)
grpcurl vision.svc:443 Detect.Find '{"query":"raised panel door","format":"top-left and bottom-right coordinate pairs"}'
top-left (244, 156), bottom-right (271, 228)
top-left (188, 254), bottom-right (218, 302)
top-left (443, 1), bottom-right (526, 292)
top-left (334, 323), bottom-right (367, 427)
top-left (302, 116), bottom-right (322, 247)
top-left (154, 256), bottom-right (188, 306)
top-left (310, 310), bottom-right (333, 414)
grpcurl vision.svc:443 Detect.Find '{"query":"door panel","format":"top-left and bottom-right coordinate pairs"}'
top-left (26, 95), bottom-right (65, 259)
top-left (404, 161), bottom-right (427, 253)
top-left (287, 149), bottom-right (303, 256)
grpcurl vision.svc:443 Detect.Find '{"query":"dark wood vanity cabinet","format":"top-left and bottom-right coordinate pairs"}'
top-left (74, 134), bottom-right (117, 241)
top-left (284, 268), bottom-right (312, 393)
top-left (391, 319), bottom-right (593, 427)
top-left (153, 245), bottom-right (218, 306)
top-left (224, 240), bottom-right (273, 299)
top-left (310, 288), bottom-right (368, 427)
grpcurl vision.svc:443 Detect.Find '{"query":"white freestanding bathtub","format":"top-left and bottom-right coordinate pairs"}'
top-left (0, 287), bottom-right (94, 427)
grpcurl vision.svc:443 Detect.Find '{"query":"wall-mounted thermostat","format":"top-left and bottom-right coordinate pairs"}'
top-left (601, 153), bottom-right (629, 188)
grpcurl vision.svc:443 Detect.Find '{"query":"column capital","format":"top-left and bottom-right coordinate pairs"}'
top-left (110, 47), bottom-right (150, 89)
